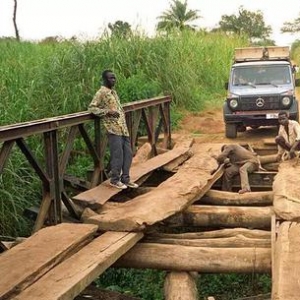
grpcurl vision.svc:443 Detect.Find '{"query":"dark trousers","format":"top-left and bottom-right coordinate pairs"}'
top-left (108, 134), bottom-right (132, 184)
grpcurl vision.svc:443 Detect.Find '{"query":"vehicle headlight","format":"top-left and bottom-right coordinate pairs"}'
top-left (282, 96), bottom-right (291, 106)
top-left (229, 99), bottom-right (238, 108)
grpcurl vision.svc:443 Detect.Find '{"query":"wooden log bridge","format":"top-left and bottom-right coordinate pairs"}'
top-left (1, 138), bottom-right (300, 299)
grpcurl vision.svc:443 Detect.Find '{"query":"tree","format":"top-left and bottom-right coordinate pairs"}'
top-left (108, 21), bottom-right (132, 39)
top-left (13, 0), bottom-right (20, 41)
top-left (218, 6), bottom-right (272, 41)
top-left (281, 14), bottom-right (300, 34)
top-left (156, 0), bottom-right (201, 32)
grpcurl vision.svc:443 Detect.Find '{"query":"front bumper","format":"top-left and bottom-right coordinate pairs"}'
top-left (223, 101), bottom-right (299, 126)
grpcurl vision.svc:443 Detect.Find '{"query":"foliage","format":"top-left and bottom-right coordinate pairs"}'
top-left (281, 13), bottom-right (300, 34)
top-left (0, 148), bottom-right (40, 236)
top-left (108, 21), bottom-right (132, 39)
top-left (156, 0), bottom-right (201, 33)
top-left (198, 274), bottom-right (271, 299)
top-left (96, 268), bottom-right (166, 300)
top-left (218, 6), bottom-right (272, 43)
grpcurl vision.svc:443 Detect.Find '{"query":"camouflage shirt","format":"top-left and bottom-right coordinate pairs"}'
top-left (88, 86), bottom-right (129, 136)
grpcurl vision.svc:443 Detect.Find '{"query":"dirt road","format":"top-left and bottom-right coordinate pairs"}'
top-left (176, 108), bottom-right (278, 147)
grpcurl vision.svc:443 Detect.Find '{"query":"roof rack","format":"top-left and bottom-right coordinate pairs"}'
top-left (234, 46), bottom-right (290, 63)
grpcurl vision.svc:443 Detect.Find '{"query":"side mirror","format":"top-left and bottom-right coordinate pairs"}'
top-left (295, 78), bottom-right (300, 87)
top-left (224, 82), bottom-right (228, 90)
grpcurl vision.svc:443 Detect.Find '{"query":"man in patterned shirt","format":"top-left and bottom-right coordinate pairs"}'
top-left (275, 111), bottom-right (300, 161)
top-left (88, 70), bottom-right (138, 189)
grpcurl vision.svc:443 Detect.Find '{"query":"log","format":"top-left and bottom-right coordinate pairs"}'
top-left (0, 223), bottom-right (98, 300)
top-left (273, 160), bottom-right (300, 220)
top-left (164, 272), bottom-right (198, 300)
top-left (85, 144), bottom-right (223, 231)
top-left (144, 235), bottom-right (270, 248)
top-left (165, 205), bottom-right (273, 229)
top-left (272, 222), bottom-right (300, 300)
top-left (115, 243), bottom-right (271, 273)
top-left (14, 232), bottom-right (143, 300)
top-left (147, 228), bottom-right (271, 240)
top-left (131, 142), bottom-right (152, 166)
top-left (163, 149), bottom-right (193, 172)
top-left (259, 154), bottom-right (278, 164)
top-left (163, 136), bottom-right (194, 172)
top-left (200, 190), bottom-right (273, 206)
top-left (73, 138), bottom-right (194, 209)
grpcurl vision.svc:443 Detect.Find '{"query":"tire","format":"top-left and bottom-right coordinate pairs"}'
top-left (225, 123), bottom-right (237, 138)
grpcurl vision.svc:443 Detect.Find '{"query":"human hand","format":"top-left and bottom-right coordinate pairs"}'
top-left (224, 158), bottom-right (231, 167)
top-left (276, 153), bottom-right (282, 162)
top-left (107, 110), bottom-right (120, 118)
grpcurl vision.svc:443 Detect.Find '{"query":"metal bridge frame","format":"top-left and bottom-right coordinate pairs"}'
top-left (0, 96), bottom-right (172, 232)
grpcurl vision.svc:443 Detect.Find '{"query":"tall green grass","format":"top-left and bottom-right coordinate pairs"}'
top-left (0, 31), bottom-right (247, 126)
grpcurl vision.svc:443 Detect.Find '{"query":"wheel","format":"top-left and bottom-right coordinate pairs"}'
top-left (225, 123), bottom-right (237, 138)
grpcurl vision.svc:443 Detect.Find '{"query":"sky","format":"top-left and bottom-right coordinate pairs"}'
top-left (0, 0), bottom-right (300, 45)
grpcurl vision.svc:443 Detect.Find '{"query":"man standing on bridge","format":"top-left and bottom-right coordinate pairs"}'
top-left (275, 111), bottom-right (300, 161)
top-left (88, 69), bottom-right (138, 190)
top-left (214, 144), bottom-right (259, 194)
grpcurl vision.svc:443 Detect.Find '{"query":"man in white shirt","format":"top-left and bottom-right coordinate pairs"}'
top-left (275, 111), bottom-right (300, 161)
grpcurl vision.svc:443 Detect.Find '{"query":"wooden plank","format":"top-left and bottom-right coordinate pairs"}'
top-left (73, 138), bottom-right (194, 209)
top-left (115, 243), bottom-right (271, 273)
top-left (273, 160), bottom-right (300, 220)
top-left (85, 144), bottom-right (223, 231)
top-left (163, 136), bottom-right (194, 172)
top-left (14, 232), bottom-right (143, 300)
top-left (0, 223), bottom-right (98, 300)
top-left (272, 222), bottom-right (300, 299)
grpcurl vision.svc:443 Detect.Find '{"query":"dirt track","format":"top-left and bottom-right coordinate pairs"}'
top-left (176, 87), bottom-right (300, 145)
top-left (176, 108), bottom-right (278, 147)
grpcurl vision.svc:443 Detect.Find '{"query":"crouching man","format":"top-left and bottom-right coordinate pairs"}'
top-left (275, 111), bottom-right (300, 161)
top-left (214, 144), bottom-right (259, 194)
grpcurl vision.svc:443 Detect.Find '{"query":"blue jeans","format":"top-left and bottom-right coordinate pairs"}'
top-left (108, 134), bottom-right (132, 184)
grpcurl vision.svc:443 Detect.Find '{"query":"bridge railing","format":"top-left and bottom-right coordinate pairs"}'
top-left (0, 96), bottom-right (172, 232)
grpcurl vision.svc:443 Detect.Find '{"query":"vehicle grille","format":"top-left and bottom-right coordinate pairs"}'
top-left (239, 96), bottom-right (280, 110)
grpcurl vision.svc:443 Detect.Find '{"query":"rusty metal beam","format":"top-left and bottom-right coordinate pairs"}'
top-left (0, 141), bottom-right (14, 174)
top-left (0, 96), bottom-right (171, 142)
top-left (16, 138), bottom-right (49, 186)
top-left (0, 96), bottom-right (172, 228)
top-left (59, 126), bottom-right (79, 175)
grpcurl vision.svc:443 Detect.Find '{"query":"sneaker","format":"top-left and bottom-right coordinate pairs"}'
top-left (110, 181), bottom-right (127, 189)
top-left (124, 182), bottom-right (139, 188)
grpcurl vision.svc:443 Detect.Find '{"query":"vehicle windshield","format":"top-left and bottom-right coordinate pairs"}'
top-left (231, 65), bottom-right (292, 86)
